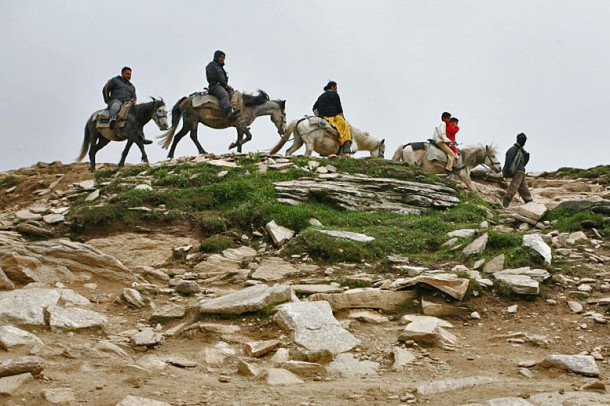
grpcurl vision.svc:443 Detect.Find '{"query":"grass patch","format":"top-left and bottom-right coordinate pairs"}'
top-left (541, 165), bottom-right (610, 185)
top-left (199, 235), bottom-right (237, 253)
top-left (543, 208), bottom-right (609, 234)
top-left (0, 175), bottom-right (19, 189)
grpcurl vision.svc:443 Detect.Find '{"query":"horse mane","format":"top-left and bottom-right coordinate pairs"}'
top-left (242, 90), bottom-right (270, 106)
top-left (460, 144), bottom-right (497, 167)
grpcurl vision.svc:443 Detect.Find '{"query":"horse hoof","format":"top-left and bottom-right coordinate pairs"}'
top-left (228, 143), bottom-right (237, 150)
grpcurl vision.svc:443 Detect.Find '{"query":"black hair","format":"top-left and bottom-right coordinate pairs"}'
top-left (441, 112), bottom-right (451, 120)
top-left (323, 81), bottom-right (337, 91)
top-left (450, 117), bottom-right (459, 123)
top-left (121, 66), bottom-right (132, 73)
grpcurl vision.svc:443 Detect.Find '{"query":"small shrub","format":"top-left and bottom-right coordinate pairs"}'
top-left (199, 213), bottom-right (228, 237)
top-left (199, 235), bottom-right (237, 253)
top-left (0, 175), bottom-right (19, 189)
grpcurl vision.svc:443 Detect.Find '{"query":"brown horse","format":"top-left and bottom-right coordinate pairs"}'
top-left (158, 90), bottom-right (286, 158)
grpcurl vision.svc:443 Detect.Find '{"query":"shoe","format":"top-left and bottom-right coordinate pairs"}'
top-left (227, 108), bottom-right (241, 119)
top-left (141, 138), bottom-right (153, 145)
top-left (341, 141), bottom-right (352, 154)
top-left (446, 172), bottom-right (457, 181)
top-left (109, 119), bottom-right (116, 129)
top-left (502, 197), bottom-right (511, 208)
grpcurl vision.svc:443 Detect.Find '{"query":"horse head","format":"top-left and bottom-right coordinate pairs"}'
top-left (377, 138), bottom-right (386, 158)
top-left (151, 97), bottom-right (169, 131)
top-left (271, 99), bottom-right (287, 135)
top-left (484, 145), bottom-right (502, 173)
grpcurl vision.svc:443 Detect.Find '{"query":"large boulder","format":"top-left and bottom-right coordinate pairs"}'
top-left (538, 354), bottom-right (599, 377)
top-left (494, 274), bottom-right (539, 295)
top-left (274, 301), bottom-right (360, 355)
top-left (308, 288), bottom-right (415, 311)
top-left (389, 273), bottom-right (469, 301)
top-left (0, 288), bottom-right (90, 326)
top-left (523, 234), bottom-right (552, 265)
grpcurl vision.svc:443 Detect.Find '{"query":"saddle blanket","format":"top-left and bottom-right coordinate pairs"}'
top-left (301, 115), bottom-right (347, 142)
top-left (93, 102), bottom-right (132, 129)
top-left (426, 142), bottom-right (463, 168)
top-left (192, 91), bottom-right (242, 111)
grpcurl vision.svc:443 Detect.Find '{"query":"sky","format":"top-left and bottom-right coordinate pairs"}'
top-left (1, 0), bottom-right (609, 172)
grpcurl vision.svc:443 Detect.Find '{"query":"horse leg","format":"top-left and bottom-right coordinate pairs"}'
top-left (229, 128), bottom-right (245, 151)
top-left (168, 123), bottom-right (192, 159)
top-left (136, 137), bottom-right (149, 164)
top-left (285, 137), bottom-right (304, 157)
top-left (89, 134), bottom-right (110, 172)
top-left (189, 126), bottom-right (207, 155)
top-left (458, 169), bottom-right (477, 192)
top-left (118, 140), bottom-right (135, 168)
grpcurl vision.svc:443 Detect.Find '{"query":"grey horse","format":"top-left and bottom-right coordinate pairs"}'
top-left (392, 143), bottom-right (501, 192)
top-left (78, 98), bottom-right (169, 172)
top-left (158, 90), bottom-right (286, 158)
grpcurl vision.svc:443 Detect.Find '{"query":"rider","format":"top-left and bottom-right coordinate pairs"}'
top-left (102, 66), bottom-right (152, 144)
top-left (432, 112), bottom-right (455, 173)
top-left (446, 117), bottom-right (460, 157)
top-left (206, 50), bottom-right (240, 119)
top-left (313, 81), bottom-right (352, 154)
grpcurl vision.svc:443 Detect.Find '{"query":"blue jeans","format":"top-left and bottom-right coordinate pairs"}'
top-left (108, 99), bottom-right (123, 118)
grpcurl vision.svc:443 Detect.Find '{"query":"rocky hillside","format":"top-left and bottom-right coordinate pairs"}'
top-left (0, 155), bottom-right (609, 405)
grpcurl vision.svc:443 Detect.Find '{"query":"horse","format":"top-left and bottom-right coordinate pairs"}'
top-left (158, 90), bottom-right (286, 158)
top-left (392, 142), bottom-right (501, 192)
top-left (269, 116), bottom-right (385, 158)
top-left (78, 98), bottom-right (169, 172)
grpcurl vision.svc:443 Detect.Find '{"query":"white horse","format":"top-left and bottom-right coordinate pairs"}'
top-left (269, 116), bottom-right (385, 158)
top-left (392, 143), bottom-right (501, 192)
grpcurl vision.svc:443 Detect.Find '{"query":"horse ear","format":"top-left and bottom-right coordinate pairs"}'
top-left (381, 139), bottom-right (385, 144)
top-left (280, 100), bottom-right (286, 109)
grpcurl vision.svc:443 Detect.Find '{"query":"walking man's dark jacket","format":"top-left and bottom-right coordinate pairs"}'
top-left (103, 76), bottom-right (136, 104)
top-left (502, 143), bottom-right (530, 178)
top-left (313, 90), bottom-right (343, 117)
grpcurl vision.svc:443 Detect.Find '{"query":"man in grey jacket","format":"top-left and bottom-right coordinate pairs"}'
top-left (502, 132), bottom-right (532, 208)
top-left (102, 66), bottom-right (151, 144)
top-left (206, 50), bottom-right (240, 119)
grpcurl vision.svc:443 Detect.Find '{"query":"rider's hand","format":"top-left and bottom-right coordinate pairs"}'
top-left (227, 85), bottom-right (234, 91)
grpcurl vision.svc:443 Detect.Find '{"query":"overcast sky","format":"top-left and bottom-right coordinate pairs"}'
top-left (1, 1), bottom-right (609, 172)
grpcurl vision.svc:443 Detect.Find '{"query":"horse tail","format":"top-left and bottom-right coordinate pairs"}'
top-left (77, 122), bottom-right (91, 162)
top-left (157, 96), bottom-right (186, 150)
top-left (391, 144), bottom-right (407, 162)
top-left (269, 119), bottom-right (297, 155)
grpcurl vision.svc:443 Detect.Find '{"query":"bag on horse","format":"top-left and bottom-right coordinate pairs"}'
top-left (302, 115), bottom-right (343, 143)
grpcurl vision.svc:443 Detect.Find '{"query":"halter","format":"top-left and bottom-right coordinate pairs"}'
top-left (480, 151), bottom-right (501, 171)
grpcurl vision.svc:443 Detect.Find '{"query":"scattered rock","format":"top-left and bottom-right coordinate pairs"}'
top-left (116, 395), bottom-right (170, 406)
top-left (265, 221), bottom-right (294, 247)
top-left (47, 305), bottom-right (107, 331)
top-left (274, 301), bottom-right (360, 355)
top-left (0, 356), bottom-right (45, 378)
top-left (0, 372), bottom-right (34, 396)
top-left (123, 288), bottom-right (146, 308)
top-left (538, 354), bottom-right (600, 377)
top-left (398, 315), bottom-right (457, 350)
top-left (175, 280), bottom-right (201, 295)
top-left (567, 301), bottom-right (583, 314)
top-left (483, 254), bottom-right (505, 274)
top-left (244, 339), bottom-right (280, 358)
top-left (279, 361), bottom-right (327, 378)
top-left (0, 325), bottom-right (44, 350)
top-left (251, 257), bottom-right (298, 282)
top-left (315, 229), bottom-right (375, 242)
top-left (518, 202), bottom-right (547, 222)
top-left (130, 330), bottom-right (163, 348)
top-left (494, 274), bottom-right (539, 295)
top-left (198, 284), bottom-right (292, 315)
top-left (390, 273), bottom-right (469, 301)
top-left (327, 353), bottom-right (378, 377)
top-left (415, 376), bottom-right (495, 395)
top-left (463, 233), bottom-right (489, 256)
top-left (264, 368), bottom-right (304, 385)
top-left (43, 387), bottom-right (76, 404)
top-left (308, 288), bottom-right (414, 311)
top-left (348, 309), bottom-right (389, 324)
top-left (522, 234), bottom-right (552, 265)
top-left (392, 347), bottom-right (417, 370)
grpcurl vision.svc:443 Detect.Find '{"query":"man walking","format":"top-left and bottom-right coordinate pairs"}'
top-left (206, 50), bottom-right (240, 119)
top-left (502, 132), bottom-right (533, 208)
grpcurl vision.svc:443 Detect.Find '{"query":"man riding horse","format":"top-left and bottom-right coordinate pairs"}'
top-left (313, 81), bottom-right (352, 154)
top-left (102, 66), bottom-right (152, 144)
top-left (206, 50), bottom-right (240, 119)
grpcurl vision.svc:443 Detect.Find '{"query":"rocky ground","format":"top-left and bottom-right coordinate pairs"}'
top-left (0, 156), bottom-right (609, 406)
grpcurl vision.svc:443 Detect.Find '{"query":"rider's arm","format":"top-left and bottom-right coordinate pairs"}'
top-left (102, 79), bottom-right (113, 104)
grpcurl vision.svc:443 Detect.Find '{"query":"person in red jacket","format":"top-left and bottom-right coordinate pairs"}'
top-left (446, 117), bottom-right (460, 157)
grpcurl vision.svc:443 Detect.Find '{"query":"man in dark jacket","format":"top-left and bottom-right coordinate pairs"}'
top-left (313, 81), bottom-right (352, 153)
top-left (502, 132), bottom-right (533, 208)
top-left (206, 50), bottom-right (240, 119)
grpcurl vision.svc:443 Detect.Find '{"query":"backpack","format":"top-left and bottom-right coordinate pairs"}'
top-left (504, 148), bottom-right (524, 178)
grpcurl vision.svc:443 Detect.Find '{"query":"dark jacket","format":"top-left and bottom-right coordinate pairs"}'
top-left (313, 90), bottom-right (343, 117)
top-left (502, 143), bottom-right (530, 177)
top-left (103, 76), bottom-right (136, 104)
top-left (206, 60), bottom-right (228, 88)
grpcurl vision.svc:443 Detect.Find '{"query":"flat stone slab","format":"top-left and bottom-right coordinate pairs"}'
top-left (421, 298), bottom-right (470, 317)
top-left (390, 273), bottom-right (469, 301)
top-left (0, 325), bottom-right (44, 350)
top-left (264, 368), bottom-right (304, 385)
top-left (0, 288), bottom-right (90, 326)
top-left (494, 274), bottom-right (539, 295)
top-left (116, 395), bottom-right (171, 406)
top-left (0, 372), bottom-right (34, 395)
top-left (244, 339), bottom-right (280, 358)
top-left (348, 309), bottom-right (389, 324)
top-left (43, 387), bottom-right (76, 404)
top-left (494, 267), bottom-right (550, 282)
top-left (523, 234), bottom-right (552, 265)
top-left (199, 284), bottom-right (292, 315)
top-left (327, 353), bottom-right (378, 378)
top-left (528, 390), bottom-right (610, 406)
top-left (518, 202), bottom-right (547, 222)
top-left (47, 305), bottom-right (107, 331)
top-left (308, 288), bottom-right (414, 311)
top-left (315, 230), bottom-right (375, 242)
top-left (538, 354), bottom-right (599, 377)
top-left (151, 304), bottom-right (186, 320)
top-left (130, 330), bottom-right (163, 347)
top-left (290, 284), bottom-right (342, 295)
top-left (415, 376), bottom-right (495, 395)
top-left (447, 229), bottom-right (476, 238)
top-left (483, 254), bottom-right (505, 274)
top-left (279, 361), bottom-right (327, 377)
top-left (251, 257), bottom-right (298, 282)
top-left (274, 301), bottom-right (360, 355)
top-left (463, 233), bottom-right (489, 256)
top-left (265, 221), bottom-right (294, 247)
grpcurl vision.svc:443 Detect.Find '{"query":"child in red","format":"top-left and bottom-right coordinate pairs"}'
top-left (446, 117), bottom-right (460, 156)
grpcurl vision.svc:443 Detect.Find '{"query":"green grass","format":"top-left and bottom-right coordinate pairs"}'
top-left (199, 235), bottom-right (237, 253)
top-left (0, 175), bottom-right (19, 189)
top-left (543, 208), bottom-right (609, 234)
top-left (541, 165), bottom-right (610, 185)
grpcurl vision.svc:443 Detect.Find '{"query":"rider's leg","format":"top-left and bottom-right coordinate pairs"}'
top-left (209, 85), bottom-right (239, 118)
top-left (108, 100), bottom-right (123, 128)
top-left (503, 171), bottom-right (526, 207)
top-left (517, 174), bottom-right (533, 203)
top-left (437, 142), bottom-right (456, 171)
top-left (328, 114), bottom-right (352, 153)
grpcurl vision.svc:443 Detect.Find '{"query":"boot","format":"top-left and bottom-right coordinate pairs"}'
top-left (109, 116), bottom-right (117, 129)
top-left (341, 141), bottom-right (352, 154)
top-left (139, 133), bottom-right (153, 145)
top-left (227, 108), bottom-right (241, 120)
top-left (502, 197), bottom-right (511, 209)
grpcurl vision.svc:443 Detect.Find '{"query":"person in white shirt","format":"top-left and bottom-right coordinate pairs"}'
top-left (432, 111), bottom-right (455, 172)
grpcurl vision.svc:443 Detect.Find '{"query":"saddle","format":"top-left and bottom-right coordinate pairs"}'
top-left (191, 90), bottom-right (243, 113)
top-left (301, 115), bottom-right (342, 143)
top-left (406, 140), bottom-right (464, 169)
top-left (94, 102), bottom-right (133, 130)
